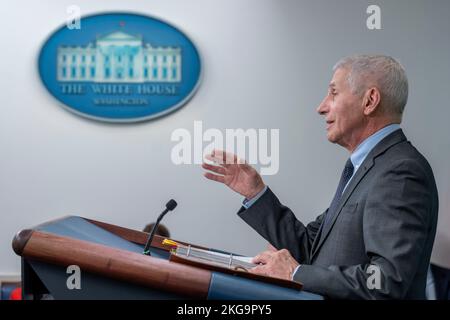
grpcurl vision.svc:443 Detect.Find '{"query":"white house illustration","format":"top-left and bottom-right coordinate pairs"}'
top-left (57, 31), bottom-right (182, 83)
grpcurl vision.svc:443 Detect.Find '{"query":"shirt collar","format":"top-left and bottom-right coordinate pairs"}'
top-left (350, 124), bottom-right (401, 171)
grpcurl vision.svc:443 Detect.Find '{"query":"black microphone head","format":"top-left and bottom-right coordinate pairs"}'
top-left (166, 199), bottom-right (177, 211)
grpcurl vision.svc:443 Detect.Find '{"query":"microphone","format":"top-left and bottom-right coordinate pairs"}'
top-left (143, 199), bottom-right (177, 256)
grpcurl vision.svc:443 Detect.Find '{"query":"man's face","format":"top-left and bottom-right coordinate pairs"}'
top-left (317, 68), bottom-right (365, 151)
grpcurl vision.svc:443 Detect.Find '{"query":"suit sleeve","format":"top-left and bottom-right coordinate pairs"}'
top-left (237, 187), bottom-right (326, 264)
top-left (294, 159), bottom-right (436, 299)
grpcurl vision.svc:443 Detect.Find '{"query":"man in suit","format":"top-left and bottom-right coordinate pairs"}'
top-left (202, 55), bottom-right (438, 299)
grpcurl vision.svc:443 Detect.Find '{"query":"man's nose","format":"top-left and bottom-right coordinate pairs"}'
top-left (317, 97), bottom-right (328, 115)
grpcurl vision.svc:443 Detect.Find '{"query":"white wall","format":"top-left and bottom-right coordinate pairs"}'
top-left (1, 0), bottom-right (449, 276)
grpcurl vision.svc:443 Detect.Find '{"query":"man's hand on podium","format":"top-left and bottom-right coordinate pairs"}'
top-left (202, 149), bottom-right (265, 200)
top-left (249, 249), bottom-right (300, 281)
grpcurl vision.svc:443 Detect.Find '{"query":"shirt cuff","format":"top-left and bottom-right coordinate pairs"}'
top-left (292, 264), bottom-right (301, 280)
top-left (242, 185), bottom-right (268, 209)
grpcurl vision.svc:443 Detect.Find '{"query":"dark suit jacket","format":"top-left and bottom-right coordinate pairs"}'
top-left (238, 129), bottom-right (438, 299)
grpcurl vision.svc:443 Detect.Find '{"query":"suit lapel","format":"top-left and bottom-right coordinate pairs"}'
top-left (310, 213), bottom-right (325, 256)
top-left (310, 129), bottom-right (407, 260)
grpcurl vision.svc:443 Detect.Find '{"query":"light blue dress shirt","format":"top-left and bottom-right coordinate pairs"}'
top-left (344, 123), bottom-right (401, 191)
top-left (241, 123), bottom-right (401, 279)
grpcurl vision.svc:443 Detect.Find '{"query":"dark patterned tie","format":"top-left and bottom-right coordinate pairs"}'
top-left (321, 158), bottom-right (354, 235)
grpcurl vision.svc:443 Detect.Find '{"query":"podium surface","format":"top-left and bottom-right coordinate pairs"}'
top-left (12, 216), bottom-right (323, 300)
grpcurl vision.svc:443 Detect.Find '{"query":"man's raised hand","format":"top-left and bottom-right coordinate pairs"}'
top-left (202, 149), bottom-right (265, 200)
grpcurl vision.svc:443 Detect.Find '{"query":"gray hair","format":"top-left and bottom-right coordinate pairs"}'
top-left (333, 54), bottom-right (408, 117)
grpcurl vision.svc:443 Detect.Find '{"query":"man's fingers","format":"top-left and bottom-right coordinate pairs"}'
top-left (202, 162), bottom-right (226, 175)
top-left (203, 172), bottom-right (226, 184)
top-left (249, 265), bottom-right (268, 276)
top-left (252, 251), bottom-right (271, 264)
top-left (205, 153), bottom-right (231, 168)
top-left (204, 154), bottom-right (216, 162)
top-left (209, 150), bottom-right (239, 166)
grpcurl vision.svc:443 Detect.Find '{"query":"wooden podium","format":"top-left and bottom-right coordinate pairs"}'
top-left (12, 216), bottom-right (323, 300)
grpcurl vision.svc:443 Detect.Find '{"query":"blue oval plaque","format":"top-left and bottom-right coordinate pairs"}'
top-left (38, 13), bottom-right (202, 122)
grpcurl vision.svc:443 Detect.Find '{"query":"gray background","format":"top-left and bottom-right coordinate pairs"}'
top-left (1, 0), bottom-right (449, 277)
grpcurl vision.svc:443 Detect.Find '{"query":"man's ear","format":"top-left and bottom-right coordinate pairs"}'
top-left (362, 87), bottom-right (381, 116)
